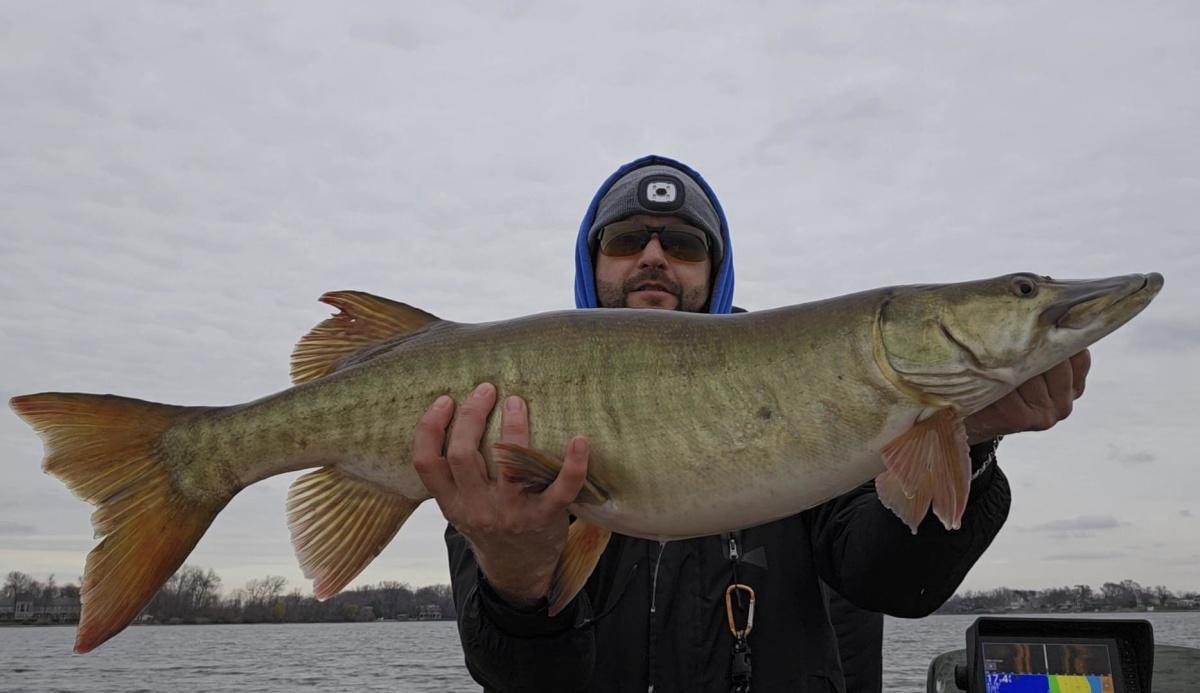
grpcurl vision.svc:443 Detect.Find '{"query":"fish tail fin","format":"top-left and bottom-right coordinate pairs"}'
top-left (9, 392), bottom-right (226, 653)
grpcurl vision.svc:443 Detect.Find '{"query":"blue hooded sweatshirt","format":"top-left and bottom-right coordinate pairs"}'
top-left (573, 155), bottom-right (736, 313)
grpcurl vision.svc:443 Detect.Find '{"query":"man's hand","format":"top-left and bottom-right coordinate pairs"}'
top-left (412, 382), bottom-right (590, 608)
top-left (963, 350), bottom-right (1092, 445)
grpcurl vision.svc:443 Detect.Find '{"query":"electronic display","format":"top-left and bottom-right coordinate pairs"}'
top-left (980, 638), bottom-right (1122, 693)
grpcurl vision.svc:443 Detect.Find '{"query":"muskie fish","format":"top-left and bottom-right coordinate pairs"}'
top-left (10, 272), bottom-right (1162, 652)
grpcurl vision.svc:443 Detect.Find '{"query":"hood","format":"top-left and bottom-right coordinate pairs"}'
top-left (573, 154), bottom-right (736, 313)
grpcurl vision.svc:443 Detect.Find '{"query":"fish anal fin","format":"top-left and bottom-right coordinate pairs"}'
top-left (874, 409), bottom-right (971, 534)
top-left (492, 442), bottom-right (608, 505)
top-left (290, 291), bottom-right (442, 385)
top-left (287, 466), bottom-right (422, 600)
top-left (548, 519), bottom-right (611, 617)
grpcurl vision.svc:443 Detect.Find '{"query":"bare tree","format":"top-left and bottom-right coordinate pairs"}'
top-left (4, 571), bottom-right (34, 598)
top-left (42, 574), bottom-right (57, 602)
top-left (244, 576), bottom-right (288, 622)
top-left (4, 571), bottom-right (36, 614)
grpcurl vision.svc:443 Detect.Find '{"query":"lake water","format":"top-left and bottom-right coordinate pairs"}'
top-left (1, 612), bottom-right (1196, 692)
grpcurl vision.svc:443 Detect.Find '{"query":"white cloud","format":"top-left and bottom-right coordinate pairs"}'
top-left (1041, 551), bottom-right (1126, 562)
top-left (0, 521), bottom-right (37, 536)
top-left (1030, 516), bottom-right (1123, 533)
top-left (1107, 445), bottom-right (1158, 467)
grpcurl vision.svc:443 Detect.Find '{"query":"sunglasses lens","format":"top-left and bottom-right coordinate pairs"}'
top-left (659, 228), bottom-right (709, 262)
top-left (599, 223), bottom-right (710, 263)
top-left (599, 223), bottom-right (650, 257)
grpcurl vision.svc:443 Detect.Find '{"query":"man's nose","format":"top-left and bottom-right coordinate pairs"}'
top-left (637, 236), bottom-right (669, 269)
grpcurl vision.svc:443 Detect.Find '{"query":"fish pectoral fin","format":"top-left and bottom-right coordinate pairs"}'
top-left (548, 518), bottom-right (611, 617)
top-left (874, 409), bottom-right (971, 534)
top-left (290, 291), bottom-right (443, 384)
top-left (490, 443), bottom-right (611, 615)
top-left (287, 466), bottom-right (422, 600)
top-left (874, 470), bottom-right (933, 536)
top-left (492, 442), bottom-right (609, 505)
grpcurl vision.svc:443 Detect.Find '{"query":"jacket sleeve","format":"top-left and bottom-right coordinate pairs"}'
top-left (807, 440), bottom-right (1011, 617)
top-left (446, 524), bottom-right (596, 692)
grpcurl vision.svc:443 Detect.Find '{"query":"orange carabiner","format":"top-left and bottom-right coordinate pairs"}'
top-left (724, 583), bottom-right (756, 638)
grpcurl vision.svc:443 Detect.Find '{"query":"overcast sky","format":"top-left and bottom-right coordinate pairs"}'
top-left (2, 2), bottom-right (1197, 600)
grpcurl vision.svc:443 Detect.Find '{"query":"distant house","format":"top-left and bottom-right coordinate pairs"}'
top-left (1165, 597), bottom-right (1198, 610)
top-left (417, 604), bottom-right (443, 620)
top-left (42, 597), bottom-right (81, 623)
top-left (0, 595), bottom-right (35, 622)
top-left (0, 593), bottom-right (80, 623)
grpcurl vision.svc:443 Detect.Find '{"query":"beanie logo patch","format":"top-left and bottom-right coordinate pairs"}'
top-left (637, 174), bottom-right (685, 212)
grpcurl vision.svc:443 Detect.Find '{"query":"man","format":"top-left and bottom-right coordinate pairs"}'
top-left (412, 155), bottom-right (1090, 692)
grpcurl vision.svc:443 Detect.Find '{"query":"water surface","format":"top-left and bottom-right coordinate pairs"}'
top-left (2, 612), bottom-right (1196, 692)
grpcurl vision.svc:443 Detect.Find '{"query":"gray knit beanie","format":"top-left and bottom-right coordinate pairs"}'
top-left (587, 164), bottom-right (724, 264)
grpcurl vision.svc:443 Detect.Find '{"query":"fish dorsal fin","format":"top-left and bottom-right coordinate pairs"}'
top-left (291, 291), bottom-right (441, 384)
top-left (286, 466), bottom-right (422, 600)
top-left (874, 409), bottom-right (971, 534)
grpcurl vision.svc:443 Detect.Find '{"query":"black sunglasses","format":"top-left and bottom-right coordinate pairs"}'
top-left (598, 221), bottom-right (711, 263)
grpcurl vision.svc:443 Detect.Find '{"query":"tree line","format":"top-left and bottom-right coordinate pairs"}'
top-left (4, 567), bottom-right (456, 624)
top-left (937, 579), bottom-right (1200, 614)
top-left (9, 569), bottom-right (1197, 623)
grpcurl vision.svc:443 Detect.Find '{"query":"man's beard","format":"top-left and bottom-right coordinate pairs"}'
top-left (596, 268), bottom-right (709, 313)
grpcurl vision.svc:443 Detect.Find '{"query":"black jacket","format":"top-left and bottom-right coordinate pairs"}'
top-left (447, 443), bottom-right (1010, 692)
top-left (823, 584), bottom-right (885, 693)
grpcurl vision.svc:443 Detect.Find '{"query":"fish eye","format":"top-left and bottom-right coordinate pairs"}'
top-left (1010, 275), bottom-right (1038, 298)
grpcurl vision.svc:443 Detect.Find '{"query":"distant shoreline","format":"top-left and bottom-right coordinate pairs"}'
top-left (5, 609), bottom-right (1197, 628)
top-left (0, 618), bottom-right (457, 628)
top-left (934, 607), bottom-right (1199, 616)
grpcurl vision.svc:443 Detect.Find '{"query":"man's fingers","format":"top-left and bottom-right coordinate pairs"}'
top-left (412, 395), bottom-right (457, 500)
top-left (1016, 372), bottom-right (1053, 411)
top-left (497, 395), bottom-right (532, 500)
top-left (445, 383), bottom-right (497, 491)
top-left (500, 396), bottom-right (531, 447)
top-left (969, 389), bottom-right (1031, 440)
top-left (543, 436), bottom-right (589, 510)
top-left (1043, 359), bottom-right (1076, 420)
top-left (1017, 371), bottom-right (1062, 430)
top-left (1070, 349), bottom-right (1092, 399)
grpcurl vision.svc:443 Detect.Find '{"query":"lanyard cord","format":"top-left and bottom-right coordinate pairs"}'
top-left (724, 531), bottom-right (754, 693)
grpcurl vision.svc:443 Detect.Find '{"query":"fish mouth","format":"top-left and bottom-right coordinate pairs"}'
top-left (1044, 272), bottom-right (1164, 330)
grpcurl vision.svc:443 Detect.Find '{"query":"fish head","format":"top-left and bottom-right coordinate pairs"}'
top-left (878, 272), bottom-right (1164, 414)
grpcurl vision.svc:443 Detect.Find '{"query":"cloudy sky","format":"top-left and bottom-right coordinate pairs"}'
top-left (2, 2), bottom-right (1197, 599)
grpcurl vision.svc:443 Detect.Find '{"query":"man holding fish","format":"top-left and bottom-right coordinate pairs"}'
top-left (14, 154), bottom-right (1158, 681)
top-left (413, 156), bottom-right (1092, 692)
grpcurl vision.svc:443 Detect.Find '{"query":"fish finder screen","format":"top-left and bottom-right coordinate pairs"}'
top-left (982, 641), bottom-right (1118, 693)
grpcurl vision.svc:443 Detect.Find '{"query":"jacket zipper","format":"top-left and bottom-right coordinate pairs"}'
top-left (648, 541), bottom-right (668, 693)
top-left (650, 541), bottom-right (667, 613)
